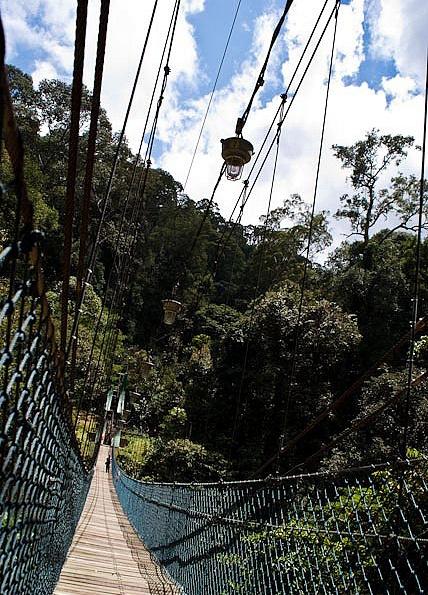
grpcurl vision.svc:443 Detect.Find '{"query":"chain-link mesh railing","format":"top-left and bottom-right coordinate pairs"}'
top-left (0, 25), bottom-right (91, 594)
top-left (0, 230), bottom-right (91, 594)
top-left (113, 453), bottom-right (428, 595)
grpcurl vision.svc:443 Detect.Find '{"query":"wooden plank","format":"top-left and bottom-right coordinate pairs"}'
top-left (54, 446), bottom-right (179, 595)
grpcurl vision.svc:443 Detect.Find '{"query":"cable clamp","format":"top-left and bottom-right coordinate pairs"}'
top-left (235, 117), bottom-right (244, 136)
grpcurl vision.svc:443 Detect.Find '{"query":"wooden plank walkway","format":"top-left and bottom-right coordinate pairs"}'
top-left (55, 445), bottom-right (179, 595)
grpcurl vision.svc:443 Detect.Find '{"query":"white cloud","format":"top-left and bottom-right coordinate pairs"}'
top-left (32, 59), bottom-right (58, 86)
top-left (85, 0), bottom-right (205, 153)
top-left (369, 0), bottom-right (427, 89)
top-left (1, 0), bottom-right (425, 247)
top-left (159, 0), bottom-right (424, 248)
top-left (382, 74), bottom-right (417, 100)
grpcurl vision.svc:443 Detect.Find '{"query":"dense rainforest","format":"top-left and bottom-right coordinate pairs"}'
top-left (3, 65), bottom-right (428, 481)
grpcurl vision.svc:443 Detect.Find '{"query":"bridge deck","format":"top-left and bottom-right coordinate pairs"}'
top-left (55, 446), bottom-right (178, 595)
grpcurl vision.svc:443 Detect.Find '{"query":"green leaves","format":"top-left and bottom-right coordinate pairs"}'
top-left (139, 438), bottom-right (229, 482)
top-left (333, 129), bottom-right (422, 245)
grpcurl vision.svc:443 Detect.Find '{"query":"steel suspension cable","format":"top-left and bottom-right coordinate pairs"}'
top-left (79, 1), bottom-right (182, 446)
top-left (187, 0), bottom-right (335, 319)
top-left (231, 103), bottom-right (284, 451)
top-left (286, 370), bottom-right (428, 475)
top-left (71, 0), bottom-right (110, 386)
top-left (254, 0), bottom-right (341, 477)
top-left (60, 0), bottom-right (88, 356)
top-left (237, 0), bottom-right (295, 135)
top-left (84, 155), bottom-right (163, 444)
top-left (84, 0), bottom-right (332, 446)
top-left (213, 0), bottom-right (338, 274)
top-left (186, 0), bottom-right (331, 295)
top-left (183, 0), bottom-right (332, 282)
top-left (81, 192), bottom-right (149, 455)
top-left (273, 317), bottom-right (427, 462)
top-left (183, 0), bottom-right (243, 191)
top-left (400, 48), bottom-right (428, 459)
top-left (67, 0), bottom-right (159, 362)
top-left (73, 0), bottom-right (178, 427)
top-left (281, 47), bottom-right (428, 477)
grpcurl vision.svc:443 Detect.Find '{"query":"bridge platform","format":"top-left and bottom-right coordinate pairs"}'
top-left (55, 446), bottom-right (178, 595)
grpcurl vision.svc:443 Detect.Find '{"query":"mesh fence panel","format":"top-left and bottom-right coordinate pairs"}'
top-left (0, 206), bottom-right (91, 594)
top-left (113, 454), bottom-right (428, 595)
top-left (0, 26), bottom-right (92, 594)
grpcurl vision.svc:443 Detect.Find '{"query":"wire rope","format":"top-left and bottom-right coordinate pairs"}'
top-left (73, 0), bottom-right (179, 429)
top-left (237, 0), bottom-right (295, 135)
top-left (97, 0), bottom-right (337, 454)
top-left (400, 48), bottom-right (428, 459)
top-left (271, 317), bottom-right (427, 465)
top-left (70, 0), bottom-right (110, 388)
top-left (230, 103), bottom-right (285, 452)
top-left (60, 0), bottom-right (88, 355)
top-left (79, 1), bottom-right (182, 447)
top-left (181, 0), bottom-right (334, 281)
top-left (274, 46), bottom-right (427, 478)
top-left (254, 0), bottom-right (340, 477)
top-left (213, 0), bottom-right (338, 275)
top-left (285, 370), bottom-right (428, 475)
top-left (67, 0), bottom-right (159, 362)
top-left (188, 0), bottom-right (334, 299)
top-left (183, 0), bottom-right (243, 191)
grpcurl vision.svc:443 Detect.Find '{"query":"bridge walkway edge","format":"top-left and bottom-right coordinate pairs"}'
top-left (54, 445), bottom-right (178, 595)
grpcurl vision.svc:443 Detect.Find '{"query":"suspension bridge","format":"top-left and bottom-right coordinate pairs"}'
top-left (1, 0), bottom-right (428, 593)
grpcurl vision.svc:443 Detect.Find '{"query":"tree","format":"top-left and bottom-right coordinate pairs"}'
top-left (333, 129), bottom-right (425, 246)
top-left (327, 230), bottom-right (428, 365)
top-left (183, 284), bottom-right (360, 475)
top-left (241, 194), bottom-right (331, 299)
top-left (6, 65), bottom-right (40, 144)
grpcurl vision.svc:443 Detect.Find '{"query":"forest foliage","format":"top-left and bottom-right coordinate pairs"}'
top-left (4, 64), bottom-right (428, 480)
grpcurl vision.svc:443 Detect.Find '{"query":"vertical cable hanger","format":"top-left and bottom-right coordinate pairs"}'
top-left (251, 0), bottom-right (341, 478)
top-left (276, 0), bottom-right (341, 475)
top-left (236, 0), bottom-right (295, 138)
top-left (73, 0), bottom-right (166, 431)
top-left (214, 0), bottom-right (339, 272)
top-left (194, 0), bottom-right (336, 310)
top-left (193, 1), bottom-right (335, 314)
top-left (70, 0), bottom-right (111, 389)
top-left (183, 0), bottom-right (243, 191)
top-left (73, 0), bottom-right (179, 429)
top-left (400, 48), bottom-right (428, 460)
top-left (276, 0), bottom-right (340, 475)
top-left (67, 0), bottom-right (160, 362)
top-left (230, 102), bottom-right (285, 455)
top-left (181, 0), bottom-right (298, 284)
top-left (222, 0), bottom-right (295, 180)
top-left (60, 0), bottom-right (88, 356)
top-left (79, 1), bottom-right (182, 449)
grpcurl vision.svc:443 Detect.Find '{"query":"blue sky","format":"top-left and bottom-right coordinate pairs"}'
top-left (2, 0), bottom-right (427, 242)
top-left (187, 0), bottom-right (253, 93)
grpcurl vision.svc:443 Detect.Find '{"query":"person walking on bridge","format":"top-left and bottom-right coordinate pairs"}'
top-left (105, 454), bottom-right (111, 473)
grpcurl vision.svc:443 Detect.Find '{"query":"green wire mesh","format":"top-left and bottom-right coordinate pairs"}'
top-left (113, 454), bottom-right (428, 595)
top-left (0, 222), bottom-right (91, 595)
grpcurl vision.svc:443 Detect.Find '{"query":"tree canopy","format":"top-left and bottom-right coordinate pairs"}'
top-left (5, 64), bottom-right (428, 480)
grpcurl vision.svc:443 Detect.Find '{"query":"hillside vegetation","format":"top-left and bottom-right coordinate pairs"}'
top-left (5, 65), bottom-right (428, 480)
